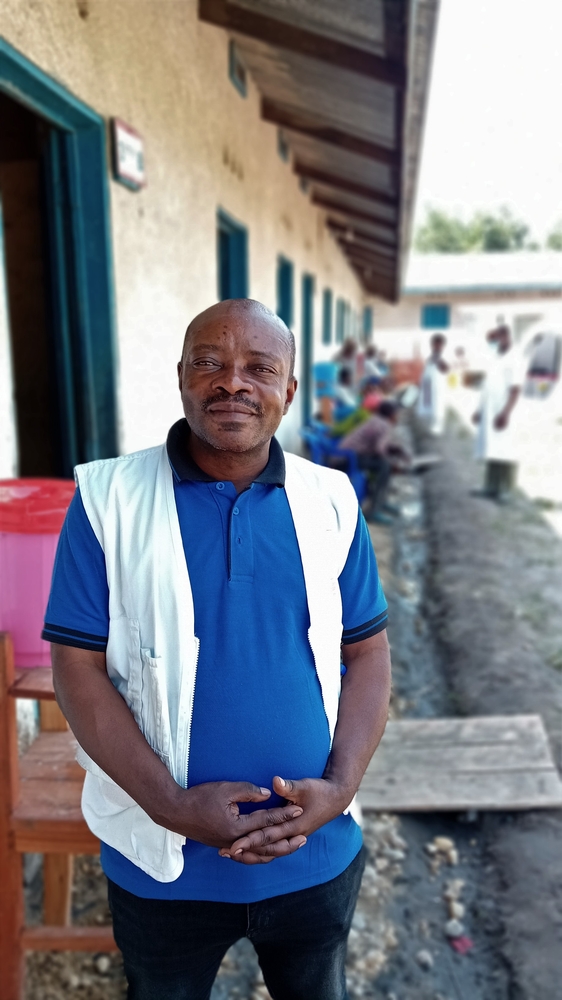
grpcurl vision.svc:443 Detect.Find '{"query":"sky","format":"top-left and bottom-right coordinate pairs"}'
top-left (413, 0), bottom-right (562, 245)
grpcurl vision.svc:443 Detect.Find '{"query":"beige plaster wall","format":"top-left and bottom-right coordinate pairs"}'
top-left (0, 0), bottom-right (364, 454)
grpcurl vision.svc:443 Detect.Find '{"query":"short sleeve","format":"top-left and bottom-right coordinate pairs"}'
top-left (42, 488), bottom-right (109, 651)
top-left (339, 511), bottom-right (388, 644)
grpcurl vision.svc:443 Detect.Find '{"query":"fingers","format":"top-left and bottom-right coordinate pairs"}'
top-left (220, 835), bottom-right (307, 864)
top-left (226, 814), bottom-right (306, 855)
top-left (230, 782), bottom-right (272, 803)
top-left (237, 803), bottom-right (303, 834)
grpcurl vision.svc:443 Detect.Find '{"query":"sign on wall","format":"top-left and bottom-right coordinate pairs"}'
top-left (111, 118), bottom-right (146, 190)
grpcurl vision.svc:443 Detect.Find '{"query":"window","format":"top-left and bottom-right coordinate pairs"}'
top-left (228, 40), bottom-right (247, 97)
top-left (276, 256), bottom-right (294, 327)
top-left (421, 303), bottom-right (450, 329)
top-left (322, 289), bottom-right (333, 345)
top-left (217, 209), bottom-right (248, 300)
top-left (277, 129), bottom-right (290, 162)
top-left (335, 297), bottom-right (345, 344)
top-left (363, 306), bottom-right (373, 343)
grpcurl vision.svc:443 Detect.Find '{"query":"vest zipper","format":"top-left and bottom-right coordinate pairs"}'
top-left (182, 636), bottom-right (200, 790)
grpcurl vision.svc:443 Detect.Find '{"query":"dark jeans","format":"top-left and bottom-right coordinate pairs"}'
top-left (357, 454), bottom-right (391, 512)
top-left (108, 849), bottom-right (365, 1000)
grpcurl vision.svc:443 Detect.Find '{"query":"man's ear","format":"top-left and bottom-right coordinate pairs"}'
top-left (284, 378), bottom-right (298, 414)
top-left (177, 361), bottom-right (183, 390)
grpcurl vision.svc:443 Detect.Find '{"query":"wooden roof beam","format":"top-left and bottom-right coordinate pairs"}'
top-left (339, 245), bottom-right (396, 276)
top-left (261, 99), bottom-right (400, 167)
top-left (294, 162), bottom-right (398, 207)
top-left (339, 243), bottom-right (395, 268)
top-left (198, 0), bottom-right (407, 86)
top-left (327, 219), bottom-right (397, 249)
top-left (312, 194), bottom-right (397, 231)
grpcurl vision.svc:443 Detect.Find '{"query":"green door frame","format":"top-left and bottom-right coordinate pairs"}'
top-left (0, 37), bottom-right (118, 470)
top-left (301, 273), bottom-right (315, 425)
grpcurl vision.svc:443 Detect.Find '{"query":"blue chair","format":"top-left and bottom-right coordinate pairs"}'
top-left (300, 426), bottom-right (367, 502)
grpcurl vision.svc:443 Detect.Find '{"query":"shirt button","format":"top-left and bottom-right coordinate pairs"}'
top-left (215, 482), bottom-right (225, 491)
top-left (233, 506), bottom-right (239, 515)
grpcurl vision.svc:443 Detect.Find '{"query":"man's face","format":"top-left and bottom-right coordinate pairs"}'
top-left (177, 306), bottom-right (297, 454)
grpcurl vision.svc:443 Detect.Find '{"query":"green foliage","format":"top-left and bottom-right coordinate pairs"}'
top-left (414, 206), bottom-right (538, 253)
top-left (546, 221), bottom-right (562, 250)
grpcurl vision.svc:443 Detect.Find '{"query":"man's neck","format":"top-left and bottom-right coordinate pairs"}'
top-left (187, 433), bottom-right (271, 493)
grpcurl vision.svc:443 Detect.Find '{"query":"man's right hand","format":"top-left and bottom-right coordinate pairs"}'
top-left (163, 780), bottom-right (306, 855)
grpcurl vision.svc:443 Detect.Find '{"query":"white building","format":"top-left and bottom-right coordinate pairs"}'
top-left (0, 1), bottom-right (438, 476)
top-left (370, 252), bottom-right (562, 364)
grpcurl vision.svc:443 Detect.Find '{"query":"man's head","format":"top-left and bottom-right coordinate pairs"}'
top-left (178, 299), bottom-right (297, 455)
top-left (430, 333), bottom-right (446, 355)
top-left (487, 324), bottom-right (511, 353)
top-left (378, 400), bottom-right (399, 423)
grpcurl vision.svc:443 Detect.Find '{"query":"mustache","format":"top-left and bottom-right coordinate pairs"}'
top-left (201, 393), bottom-right (263, 415)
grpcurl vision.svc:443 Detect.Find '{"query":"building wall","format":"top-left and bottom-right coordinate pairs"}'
top-left (0, 0), bottom-right (364, 461)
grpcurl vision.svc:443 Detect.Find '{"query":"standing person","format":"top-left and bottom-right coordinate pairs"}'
top-left (43, 299), bottom-right (391, 1000)
top-left (417, 333), bottom-right (449, 435)
top-left (340, 401), bottom-right (411, 525)
top-left (473, 324), bottom-right (525, 501)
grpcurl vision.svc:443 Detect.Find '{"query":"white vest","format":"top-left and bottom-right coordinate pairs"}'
top-left (75, 444), bottom-right (360, 881)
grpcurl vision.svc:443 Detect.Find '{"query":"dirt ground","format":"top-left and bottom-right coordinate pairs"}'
top-left (24, 415), bottom-right (562, 999)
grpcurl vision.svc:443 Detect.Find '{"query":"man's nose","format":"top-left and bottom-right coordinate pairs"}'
top-left (212, 364), bottom-right (253, 394)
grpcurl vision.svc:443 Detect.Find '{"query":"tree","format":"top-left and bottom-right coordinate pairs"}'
top-left (414, 206), bottom-right (537, 253)
top-left (546, 222), bottom-right (562, 250)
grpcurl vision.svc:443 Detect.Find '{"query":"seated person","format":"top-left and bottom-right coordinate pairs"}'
top-left (333, 368), bottom-right (359, 422)
top-left (339, 402), bottom-right (411, 525)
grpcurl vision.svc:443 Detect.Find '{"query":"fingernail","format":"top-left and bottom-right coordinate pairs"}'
top-left (298, 840), bottom-right (306, 848)
top-left (260, 787), bottom-right (270, 795)
top-left (234, 848), bottom-right (243, 856)
top-left (220, 853), bottom-right (231, 859)
top-left (292, 808), bottom-right (303, 817)
top-left (277, 777), bottom-right (286, 787)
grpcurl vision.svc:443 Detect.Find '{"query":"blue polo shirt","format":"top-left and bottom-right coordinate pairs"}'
top-left (43, 420), bottom-right (388, 902)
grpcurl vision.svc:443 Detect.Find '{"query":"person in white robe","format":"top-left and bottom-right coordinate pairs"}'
top-left (417, 333), bottom-right (449, 435)
top-left (473, 325), bottom-right (526, 500)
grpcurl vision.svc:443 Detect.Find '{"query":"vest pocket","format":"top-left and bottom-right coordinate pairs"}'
top-left (139, 648), bottom-right (172, 770)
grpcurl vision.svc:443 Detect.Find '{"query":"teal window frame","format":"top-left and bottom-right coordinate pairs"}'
top-left (228, 40), bottom-right (247, 97)
top-left (276, 255), bottom-right (293, 327)
top-left (421, 303), bottom-right (450, 329)
top-left (322, 288), bottom-right (333, 345)
top-left (217, 208), bottom-right (249, 300)
top-left (0, 37), bottom-right (118, 469)
top-left (301, 273), bottom-right (315, 424)
top-left (363, 306), bottom-right (373, 342)
top-left (335, 297), bottom-right (345, 344)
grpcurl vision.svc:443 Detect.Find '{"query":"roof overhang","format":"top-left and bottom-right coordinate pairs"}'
top-left (199, 0), bottom-right (439, 303)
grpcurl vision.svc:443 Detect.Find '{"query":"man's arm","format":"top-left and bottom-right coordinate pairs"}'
top-left (221, 629), bottom-right (391, 862)
top-left (494, 385), bottom-right (520, 429)
top-left (52, 644), bottom-right (304, 851)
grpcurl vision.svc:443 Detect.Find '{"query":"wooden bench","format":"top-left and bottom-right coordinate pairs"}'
top-left (0, 632), bottom-right (116, 1000)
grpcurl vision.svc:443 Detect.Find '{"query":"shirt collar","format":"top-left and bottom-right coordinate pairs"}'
top-left (166, 418), bottom-right (285, 487)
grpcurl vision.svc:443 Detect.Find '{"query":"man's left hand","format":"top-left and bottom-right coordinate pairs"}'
top-left (219, 775), bottom-right (352, 865)
top-left (494, 410), bottom-right (509, 430)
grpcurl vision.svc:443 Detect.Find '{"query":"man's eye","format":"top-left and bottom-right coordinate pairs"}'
top-left (253, 366), bottom-right (276, 374)
top-left (193, 360), bottom-right (218, 367)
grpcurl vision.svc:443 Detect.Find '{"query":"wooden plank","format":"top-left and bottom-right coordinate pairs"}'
top-left (22, 925), bottom-right (118, 952)
top-left (261, 98), bottom-right (400, 166)
top-left (10, 667), bottom-right (56, 701)
top-left (359, 768), bottom-right (562, 813)
top-left (21, 731), bottom-right (82, 781)
top-left (40, 700), bottom-right (68, 731)
top-left (359, 715), bottom-right (562, 812)
top-left (312, 193), bottom-right (397, 229)
top-left (379, 715), bottom-right (547, 744)
top-left (43, 854), bottom-right (73, 926)
top-left (198, 0), bottom-right (407, 85)
top-left (0, 633), bottom-right (26, 1000)
top-left (328, 219), bottom-right (397, 247)
top-left (294, 162), bottom-right (398, 206)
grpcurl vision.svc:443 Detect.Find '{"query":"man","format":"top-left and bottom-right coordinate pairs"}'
top-left (473, 324), bottom-right (525, 501)
top-left (43, 299), bottom-right (391, 1000)
top-left (339, 401), bottom-right (411, 525)
top-left (417, 332), bottom-right (449, 435)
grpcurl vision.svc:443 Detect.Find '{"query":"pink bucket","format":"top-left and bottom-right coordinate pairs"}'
top-left (0, 479), bottom-right (75, 667)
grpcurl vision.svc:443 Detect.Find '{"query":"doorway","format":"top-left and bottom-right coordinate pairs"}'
top-left (0, 39), bottom-right (118, 479)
